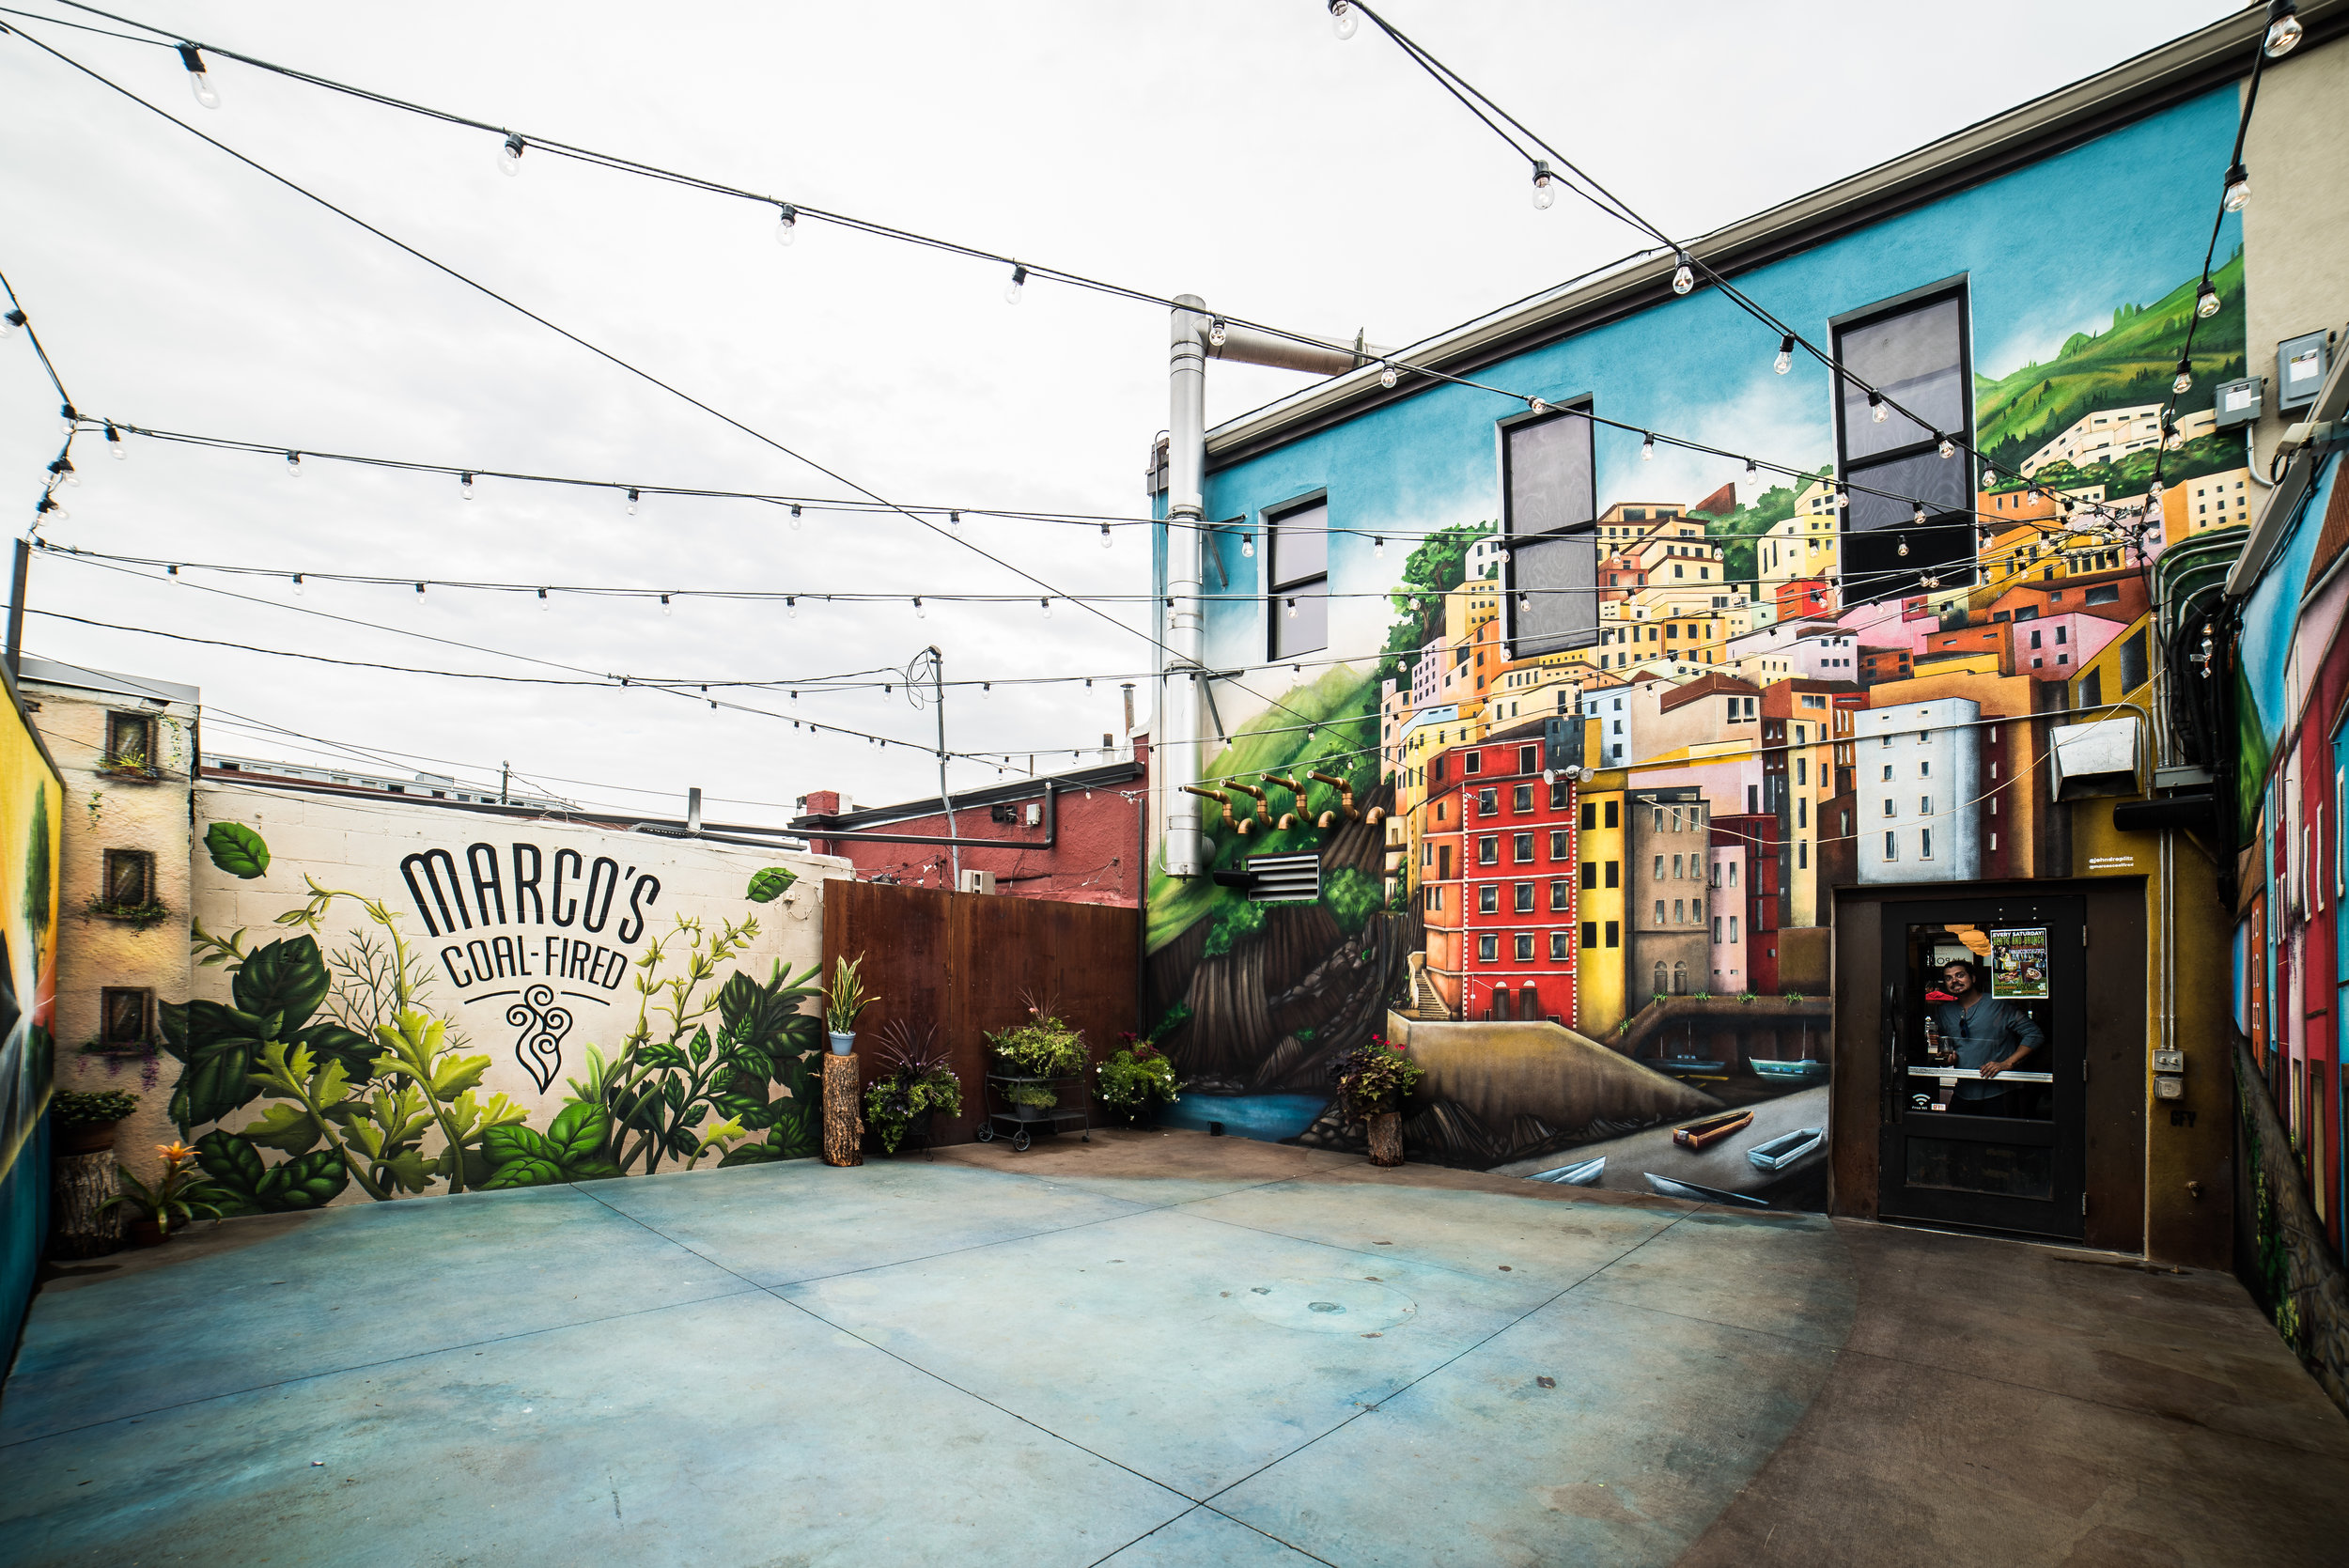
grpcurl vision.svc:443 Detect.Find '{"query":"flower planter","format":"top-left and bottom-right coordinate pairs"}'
top-left (1366, 1110), bottom-right (1404, 1168)
top-left (59, 1121), bottom-right (120, 1157)
top-left (828, 1031), bottom-right (857, 1056)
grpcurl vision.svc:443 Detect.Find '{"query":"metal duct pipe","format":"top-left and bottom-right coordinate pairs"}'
top-left (1206, 322), bottom-right (1375, 377)
top-left (1163, 295), bottom-right (1209, 877)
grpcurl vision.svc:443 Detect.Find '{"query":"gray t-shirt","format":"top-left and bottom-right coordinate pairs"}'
top-left (1930, 995), bottom-right (2046, 1099)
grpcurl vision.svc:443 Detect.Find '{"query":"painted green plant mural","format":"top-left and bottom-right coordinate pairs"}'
top-left (160, 822), bottom-right (823, 1210)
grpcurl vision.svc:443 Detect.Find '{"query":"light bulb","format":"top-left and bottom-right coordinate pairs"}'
top-left (789, 504), bottom-right (802, 528)
top-left (459, 472), bottom-right (475, 500)
top-left (1040, 598), bottom-right (1051, 618)
top-left (1531, 160), bottom-right (1556, 210)
top-left (1869, 393), bottom-right (1888, 424)
top-left (1004, 264), bottom-right (1027, 305)
top-left (1641, 433), bottom-right (1655, 461)
top-left (2223, 163), bottom-right (2250, 212)
top-left (1897, 536), bottom-right (1909, 558)
top-left (1330, 0), bottom-right (1359, 39)
top-left (1208, 318), bottom-right (1227, 349)
top-left (2026, 486), bottom-right (2041, 503)
top-left (2265, 2), bottom-right (2304, 56)
top-left (1834, 489), bottom-right (1848, 509)
top-left (499, 133), bottom-right (526, 177)
top-left (1099, 523), bottom-right (1112, 548)
top-left (178, 46), bottom-right (219, 110)
top-left (1529, 397), bottom-right (1550, 415)
top-left (1374, 536), bottom-right (1385, 560)
top-left (775, 202), bottom-right (797, 245)
top-left (1773, 334), bottom-right (1794, 375)
top-left (1241, 532), bottom-right (1255, 558)
top-left (1671, 253), bottom-right (1694, 295)
top-left (2149, 481), bottom-right (2165, 505)
top-left (1517, 592), bottom-right (1530, 612)
top-left (626, 488), bottom-right (640, 516)
top-left (2172, 359), bottom-right (2193, 396)
top-left (106, 424), bottom-right (126, 459)
top-left (414, 582), bottom-right (427, 600)
top-left (537, 587), bottom-right (549, 612)
top-left (36, 497), bottom-right (66, 523)
top-left (1912, 505), bottom-right (1926, 526)
top-left (286, 451), bottom-right (302, 478)
top-left (292, 573), bottom-right (304, 597)
top-left (661, 595), bottom-right (672, 615)
top-left (786, 597), bottom-right (797, 618)
top-left (58, 404), bottom-right (77, 436)
top-left (982, 682), bottom-right (992, 698)
top-left (947, 510), bottom-right (961, 528)
top-left (48, 458), bottom-right (76, 488)
top-left (1938, 436), bottom-right (1955, 460)
top-left (1286, 598), bottom-right (1299, 619)
top-left (1378, 362), bottom-right (1398, 389)
top-left (0, 309), bottom-right (20, 338)
top-left (913, 597), bottom-right (926, 618)
top-left (2195, 282), bottom-right (2221, 319)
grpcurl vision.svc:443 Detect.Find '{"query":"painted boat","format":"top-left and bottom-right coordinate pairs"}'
top-left (1528, 1156), bottom-right (1605, 1187)
top-left (1642, 1172), bottom-right (1771, 1208)
top-left (1654, 1057), bottom-right (1728, 1078)
top-left (1746, 1126), bottom-right (1826, 1171)
top-left (1672, 1110), bottom-right (1754, 1151)
top-left (1749, 1058), bottom-right (1829, 1082)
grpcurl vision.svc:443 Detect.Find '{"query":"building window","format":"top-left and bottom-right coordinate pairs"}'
top-left (1581, 861), bottom-right (1598, 890)
top-left (1514, 833), bottom-right (1534, 862)
top-left (1513, 784), bottom-right (1533, 813)
top-left (1653, 961), bottom-right (1669, 996)
top-left (1479, 885), bottom-right (1499, 914)
top-left (1515, 933), bottom-right (1535, 962)
top-left (1673, 898), bottom-right (1686, 923)
top-left (1884, 831), bottom-right (1898, 860)
top-left (1712, 915), bottom-right (1722, 941)
top-left (1729, 916), bottom-right (1738, 941)
top-left (1672, 960), bottom-right (1688, 995)
top-left (101, 848), bottom-right (152, 908)
top-left (1654, 900), bottom-right (1667, 924)
top-left (1549, 879), bottom-right (1570, 911)
top-left (1463, 752), bottom-right (1481, 775)
top-left (1833, 283), bottom-right (1972, 603)
top-left (1581, 922), bottom-right (1597, 949)
top-left (104, 712), bottom-right (156, 770)
top-left (1504, 403), bottom-right (1598, 655)
top-left (1604, 800), bottom-right (1618, 829)
top-left (1604, 861), bottom-right (1619, 888)
top-left (1479, 837), bottom-right (1498, 865)
top-left (1921, 827), bottom-right (1934, 859)
top-left (1549, 779), bottom-right (1569, 810)
top-left (1479, 934), bottom-right (1499, 963)
top-left (1580, 802), bottom-right (1597, 831)
top-left (100, 986), bottom-right (150, 1047)
top-left (1517, 744), bottom-right (1538, 774)
top-left (1549, 830), bottom-right (1569, 859)
top-left (1550, 932), bottom-right (1571, 961)
top-left (2118, 629), bottom-right (2149, 691)
top-left (1920, 796), bottom-right (1933, 815)
top-left (1604, 921), bottom-right (1619, 947)
top-left (1653, 855), bottom-right (1665, 879)
top-left (1268, 499), bottom-right (1329, 660)
top-left (1475, 787), bottom-right (1495, 815)
top-left (1514, 883), bottom-right (1535, 914)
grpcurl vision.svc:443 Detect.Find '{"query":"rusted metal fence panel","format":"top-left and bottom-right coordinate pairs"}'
top-left (822, 880), bottom-right (1139, 1147)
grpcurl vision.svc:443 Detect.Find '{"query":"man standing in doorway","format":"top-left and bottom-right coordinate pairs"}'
top-left (1934, 957), bottom-right (2044, 1114)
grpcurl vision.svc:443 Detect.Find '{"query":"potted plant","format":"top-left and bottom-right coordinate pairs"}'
top-left (986, 1004), bottom-right (1087, 1123)
top-left (51, 1090), bottom-right (139, 1155)
top-left (1332, 1033), bottom-right (1425, 1168)
top-left (863, 1020), bottom-right (964, 1155)
top-left (1097, 1035), bottom-right (1182, 1127)
top-left (824, 954), bottom-right (876, 1054)
top-left (101, 1141), bottom-right (229, 1245)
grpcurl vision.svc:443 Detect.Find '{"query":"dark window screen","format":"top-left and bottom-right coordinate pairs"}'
top-left (1839, 296), bottom-right (1966, 461)
top-left (2117, 630), bottom-right (2148, 692)
top-left (1505, 410), bottom-right (1597, 655)
top-left (1269, 502), bottom-right (1329, 660)
top-left (1835, 286), bottom-right (1974, 604)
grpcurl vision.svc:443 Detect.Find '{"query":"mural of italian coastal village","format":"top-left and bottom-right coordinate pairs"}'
top-left (1146, 185), bottom-right (2247, 1214)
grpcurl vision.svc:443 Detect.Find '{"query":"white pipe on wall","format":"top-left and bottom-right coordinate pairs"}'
top-left (1163, 295), bottom-right (1209, 877)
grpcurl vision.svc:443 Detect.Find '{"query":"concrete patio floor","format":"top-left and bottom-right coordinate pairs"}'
top-left (2, 1128), bottom-right (2343, 1566)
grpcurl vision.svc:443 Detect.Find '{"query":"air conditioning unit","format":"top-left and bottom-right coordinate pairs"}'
top-left (957, 869), bottom-right (997, 894)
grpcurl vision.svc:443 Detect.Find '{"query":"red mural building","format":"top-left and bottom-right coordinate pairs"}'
top-left (1418, 720), bottom-right (1579, 1023)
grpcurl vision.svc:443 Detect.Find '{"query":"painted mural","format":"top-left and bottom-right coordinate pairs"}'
top-left (157, 802), bottom-right (837, 1212)
top-left (0, 678), bottom-right (65, 1354)
top-left (1145, 89), bottom-right (2248, 1213)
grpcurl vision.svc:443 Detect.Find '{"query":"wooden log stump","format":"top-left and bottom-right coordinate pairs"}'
top-left (1366, 1110), bottom-right (1404, 1168)
top-left (50, 1149), bottom-right (124, 1258)
top-left (823, 1052), bottom-right (863, 1167)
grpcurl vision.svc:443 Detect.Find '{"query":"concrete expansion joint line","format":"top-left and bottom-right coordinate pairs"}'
top-left (1086, 1503), bottom-right (1345, 1568)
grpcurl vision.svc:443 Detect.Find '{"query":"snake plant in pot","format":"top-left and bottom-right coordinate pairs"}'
top-left (824, 954), bottom-right (876, 1055)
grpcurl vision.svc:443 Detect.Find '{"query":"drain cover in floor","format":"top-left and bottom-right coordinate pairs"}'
top-left (1237, 1277), bottom-right (1417, 1333)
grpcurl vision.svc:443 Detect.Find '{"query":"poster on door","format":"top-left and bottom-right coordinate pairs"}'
top-left (1989, 927), bottom-right (2049, 999)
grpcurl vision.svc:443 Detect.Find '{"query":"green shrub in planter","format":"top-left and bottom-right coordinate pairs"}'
top-left (986, 1008), bottom-right (1086, 1079)
top-left (54, 1090), bottom-right (140, 1126)
top-left (1097, 1039), bottom-right (1181, 1121)
top-left (863, 1020), bottom-right (964, 1155)
top-left (1331, 1033), bottom-right (1425, 1122)
top-left (1004, 1081), bottom-right (1061, 1109)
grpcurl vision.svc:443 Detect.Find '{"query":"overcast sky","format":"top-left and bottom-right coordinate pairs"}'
top-left (0, 0), bottom-right (2233, 824)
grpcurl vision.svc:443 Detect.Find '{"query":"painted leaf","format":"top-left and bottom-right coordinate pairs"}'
top-left (564, 1159), bottom-right (622, 1182)
top-left (172, 1040), bottom-right (269, 1131)
top-left (193, 1130), bottom-right (268, 1212)
top-left (745, 866), bottom-right (797, 904)
top-left (481, 1157), bottom-right (564, 1189)
top-left (428, 1052), bottom-right (491, 1100)
top-left (544, 1103), bottom-right (610, 1169)
top-left (768, 1098), bottom-right (820, 1161)
top-left (157, 1000), bottom-right (191, 1063)
top-left (716, 1144), bottom-right (781, 1168)
top-left (291, 1021), bottom-right (379, 1083)
top-left (481, 1124), bottom-right (554, 1167)
top-left (380, 1148), bottom-right (435, 1193)
top-left (204, 821), bottom-right (271, 879)
top-left (239, 1102), bottom-right (324, 1156)
top-left (255, 1149), bottom-right (348, 1211)
top-left (230, 937), bottom-right (331, 1030)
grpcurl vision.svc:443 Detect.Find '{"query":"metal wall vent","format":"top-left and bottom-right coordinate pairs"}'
top-left (1245, 851), bottom-right (1321, 903)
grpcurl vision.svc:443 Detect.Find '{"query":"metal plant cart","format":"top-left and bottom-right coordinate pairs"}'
top-left (975, 1073), bottom-right (1090, 1153)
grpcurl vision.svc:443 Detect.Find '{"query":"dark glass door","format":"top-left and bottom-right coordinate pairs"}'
top-left (1878, 894), bottom-right (2085, 1238)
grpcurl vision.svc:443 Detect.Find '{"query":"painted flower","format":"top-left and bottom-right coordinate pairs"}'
top-left (156, 1141), bottom-right (196, 1164)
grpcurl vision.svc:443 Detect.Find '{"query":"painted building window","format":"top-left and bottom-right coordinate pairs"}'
top-left (1549, 879), bottom-right (1570, 911)
top-left (1921, 828), bottom-right (1934, 859)
top-left (1582, 922), bottom-right (1598, 948)
top-left (1581, 861), bottom-right (1598, 890)
top-left (1672, 961), bottom-right (1688, 995)
top-left (1654, 855), bottom-right (1666, 879)
top-left (100, 986), bottom-right (149, 1047)
top-left (1885, 831), bottom-right (1899, 860)
top-left (1514, 784), bottom-right (1533, 813)
top-left (1549, 831), bottom-right (1569, 859)
top-left (1514, 883), bottom-right (1535, 913)
top-left (1834, 285), bottom-right (1972, 602)
top-left (1654, 901), bottom-right (1667, 924)
top-left (1480, 935), bottom-right (1499, 963)
top-left (1503, 404), bottom-right (1598, 655)
top-left (1550, 933), bottom-right (1571, 961)
top-left (1268, 499), bottom-right (1329, 660)
top-left (1513, 833), bottom-right (1534, 862)
top-left (1479, 837), bottom-right (1499, 865)
top-left (1479, 885), bottom-right (1499, 913)
top-left (1580, 802), bottom-right (1597, 830)
top-left (1603, 800), bottom-right (1619, 829)
top-left (1653, 961), bottom-right (1668, 995)
top-left (101, 848), bottom-right (152, 908)
top-left (2118, 629), bottom-right (2149, 691)
top-left (1604, 861), bottom-right (1619, 888)
top-left (1515, 934), bottom-right (1535, 961)
top-left (1604, 921), bottom-right (1619, 947)
top-left (105, 711), bottom-right (156, 769)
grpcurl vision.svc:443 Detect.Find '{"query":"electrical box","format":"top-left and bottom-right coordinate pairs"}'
top-left (957, 869), bottom-right (996, 895)
top-left (2153, 1048), bottom-right (2186, 1074)
top-left (1024, 801), bottom-right (1042, 828)
top-left (2278, 330), bottom-right (2331, 411)
top-left (2155, 1075), bottom-right (2185, 1101)
top-left (2214, 376), bottom-right (2263, 431)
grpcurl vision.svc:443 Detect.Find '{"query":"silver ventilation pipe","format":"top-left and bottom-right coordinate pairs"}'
top-left (1163, 295), bottom-right (1210, 877)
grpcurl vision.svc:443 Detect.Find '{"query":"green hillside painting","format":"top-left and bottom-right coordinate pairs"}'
top-left (1974, 252), bottom-right (2246, 476)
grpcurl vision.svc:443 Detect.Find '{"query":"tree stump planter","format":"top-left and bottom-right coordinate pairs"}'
top-left (50, 1147), bottom-right (123, 1258)
top-left (1366, 1110), bottom-right (1405, 1168)
top-left (822, 1052), bottom-right (863, 1167)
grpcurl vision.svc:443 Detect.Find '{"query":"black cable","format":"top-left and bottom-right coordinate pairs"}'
top-left (0, 265), bottom-right (76, 409)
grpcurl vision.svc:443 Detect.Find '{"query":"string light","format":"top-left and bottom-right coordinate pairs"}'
top-left (1531, 159), bottom-right (1557, 210)
top-left (537, 587), bottom-right (549, 611)
top-left (1773, 335), bottom-right (1794, 375)
top-left (1912, 505), bottom-right (1926, 526)
top-left (786, 596), bottom-right (796, 617)
top-left (1640, 432), bottom-right (1655, 461)
top-left (913, 597), bottom-right (926, 618)
top-left (2171, 357), bottom-right (2194, 396)
top-left (498, 132), bottom-right (526, 177)
top-left (1529, 396), bottom-right (1550, 415)
top-left (414, 582), bottom-right (427, 598)
top-left (459, 471), bottom-right (475, 501)
top-left (35, 495), bottom-right (66, 523)
top-left (45, 458), bottom-right (76, 489)
top-left (176, 44), bottom-right (219, 109)
top-left (1330, 0), bottom-right (1359, 39)
top-left (1897, 536), bottom-right (1909, 558)
top-left (788, 504), bottom-right (802, 527)
top-left (1039, 597), bottom-right (1051, 618)
top-left (1671, 251), bottom-right (1694, 295)
top-left (1207, 318), bottom-right (1227, 349)
top-left (58, 403), bottom-right (76, 436)
top-left (291, 573), bottom-right (304, 597)
top-left (1285, 598), bottom-right (1299, 618)
top-left (1868, 391), bottom-right (1888, 424)
top-left (2222, 163), bottom-right (2251, 212)
top-left (1240, 531), bottom-right (1255, 558)
top-left (1004, 264), bottom-right (1027, 306)
top-left (105, 422), bottom-right (125, 460)
top-left (2265, 0), bottom-right (2304, 56)
top-left (660, 594), bottom-right (672, 615)
top-left (947, 510), bottom-right (961, 528)
top-left (0, 308), bottom-right (21, 338)
top-left (1099, 523), bottom-right (1112, 549)
top-left (285, 451), bottom-right (302, 478)
top-left (2195, 281), bottom-right (2222, 319)
top-left (1937, 436), bottom-right (1955, 460)
top-left (774, 202), bottom-right (797, 245)
top-left (1374, 536), bottom-right (1385, 560)
top-left (1378, 362), bottom-right (1398, 389)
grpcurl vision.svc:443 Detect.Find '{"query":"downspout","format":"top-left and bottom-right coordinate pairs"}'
top-left (1164, 295), bottom-right (1209, 877)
